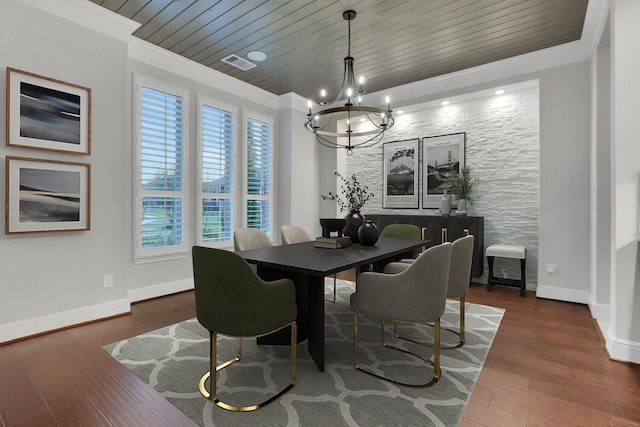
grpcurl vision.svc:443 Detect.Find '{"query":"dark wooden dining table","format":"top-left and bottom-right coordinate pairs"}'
top-left (235, 236), bottom-right (428, 371)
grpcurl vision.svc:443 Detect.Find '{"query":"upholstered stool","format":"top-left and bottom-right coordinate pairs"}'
top-left (486, 244), bottom-right (526, 297)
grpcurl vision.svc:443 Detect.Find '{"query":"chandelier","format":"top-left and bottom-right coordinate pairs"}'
top-left (304, 10), bottom-right (394, 155)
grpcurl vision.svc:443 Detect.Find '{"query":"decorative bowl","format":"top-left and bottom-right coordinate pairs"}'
top-left (319, 218), bottom-right (347, 237)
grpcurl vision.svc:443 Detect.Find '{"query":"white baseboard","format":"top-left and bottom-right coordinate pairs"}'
top-left (609, 332), bottom-right (640, 364)
top-left (535, 285), bottom-right (591, 304)
top-left (588, 300), bottom-right (610, 323)
top-left (0, 298), bottom-right (130, 344)
top-left (127, 278), bottom-right (194, 303)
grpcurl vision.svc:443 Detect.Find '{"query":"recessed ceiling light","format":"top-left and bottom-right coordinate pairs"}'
top-left (396, 110), bottom-right (404, 114)
top-left (441, 101), bottom-right (450, 106)
top-left (247, 51), bottom-right (267, 62)
top-left (494, 89), bottom-right (505, 95)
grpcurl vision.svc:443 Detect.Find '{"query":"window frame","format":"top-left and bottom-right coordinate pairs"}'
top-left (196, 94), bottom-right (238, 248)
top-left (242, 110), bottom-right (274, 237)
top-left (133, 74), bottom-right (189, 262)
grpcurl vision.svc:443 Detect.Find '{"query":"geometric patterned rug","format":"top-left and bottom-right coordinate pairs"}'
top-left (104, 280), bottom-right (504, 426)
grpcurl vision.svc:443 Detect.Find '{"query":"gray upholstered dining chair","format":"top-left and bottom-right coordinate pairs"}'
top-left (233, 228), bottom-right (273, 251)
top-left (192, 246), bottom-right (297, 412)
top-left (385, 235), bottom-right (475, 349)
top-left (281, 225), bottom-right (339, 303)
top-left (350, 242), bottom-right (451, 387)
top-left (281, 225), bottom-right (312, 244)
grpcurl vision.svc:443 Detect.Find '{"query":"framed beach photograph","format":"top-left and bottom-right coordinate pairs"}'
top-left (382, 138), bottom-right (419, 208)
top-left (6, 67), bottom-right (91, 154)
top-left (5, 157), bottom-right (91, 234)
top-left (422, 132), bottom-right (465, 208)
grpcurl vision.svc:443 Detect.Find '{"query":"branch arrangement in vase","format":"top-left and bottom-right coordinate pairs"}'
top-left (322, 171), bottom-right (374, 212)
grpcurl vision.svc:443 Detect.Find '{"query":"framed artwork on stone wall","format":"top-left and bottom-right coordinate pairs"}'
top-left (382, 138), bottom-right (419, 208)
top-left (422, 132), bottom-right (465, 208)
top-left (6, 67), bottom-right (91, 154)
top-left (5, 156), bottom-right (91, 234)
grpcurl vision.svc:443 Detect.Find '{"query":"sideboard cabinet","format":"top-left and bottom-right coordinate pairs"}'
top-left (365, 214), bottom-right (484, 278)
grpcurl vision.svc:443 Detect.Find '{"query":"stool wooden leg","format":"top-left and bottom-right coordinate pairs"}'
top-left (487, 256), bottom-right (494, 292)
top-left (520, 258), bottom-right (526, 297)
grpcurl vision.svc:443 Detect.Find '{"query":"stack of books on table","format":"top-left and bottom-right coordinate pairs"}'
top-left (314, 236), bottom-right (352, 249)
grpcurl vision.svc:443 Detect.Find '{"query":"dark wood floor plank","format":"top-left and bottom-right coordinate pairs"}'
top-left (8, 410), bottom-right (58, 427)
top-left (611, 415), bottom-right (640, 427)
top-left (461, 398), bottom-right (526, 427)
top-left (0, 345), bottom-right (50, 426)
top-left (529, 374), bottom-right (640, 421)
top-left (10, 338), bottom-right (112, 427)
top-left (488, 388), bottom-right (612, 426)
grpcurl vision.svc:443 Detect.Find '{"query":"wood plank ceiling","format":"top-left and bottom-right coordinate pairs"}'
top-left (89, 0), bottom-right (589, 103)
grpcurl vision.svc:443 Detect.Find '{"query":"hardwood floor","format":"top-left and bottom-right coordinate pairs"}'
top-left (1, 272), bottom-right (638, 426)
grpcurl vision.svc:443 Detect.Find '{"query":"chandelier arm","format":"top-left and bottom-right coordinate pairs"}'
top-left (347, 132), bottom-right (386, 148)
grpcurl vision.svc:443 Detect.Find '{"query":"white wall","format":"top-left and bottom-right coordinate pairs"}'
top-left (536, 62), bottom-right (592, 302)
top-left (610, 0), bottom-right (640, 362)
top-left (345, 84), bottom-right (540, 287)
top-left (323, 60), bottom-right (592, 301)
top-left (0, 0), bottom-right (131, 341)
top-left (591, 39), bottom-right (612, 324)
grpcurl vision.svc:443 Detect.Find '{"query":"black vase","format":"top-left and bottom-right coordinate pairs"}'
top-left (343, 211), bottom-right (365, 243)
top-left (358, 220), bottom-right (380, 246)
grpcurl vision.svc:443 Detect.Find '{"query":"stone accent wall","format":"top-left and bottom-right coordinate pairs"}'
top-left (348, 87), bottom-right (540, 288)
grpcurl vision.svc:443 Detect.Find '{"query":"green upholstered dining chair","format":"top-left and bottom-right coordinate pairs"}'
top-left (375, 223), bottom-right (423, 269)
top-left (191, 246), bottom-right (297, 412)
top-left (385, 235), bottom-right (475, 349)
top-left (350, 242), bottom-right (451, 387)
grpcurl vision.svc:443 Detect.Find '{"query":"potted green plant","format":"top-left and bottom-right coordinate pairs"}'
top-left (445, 166), bottom-right (478, 215)
top-left (322, 171), bottom-right (374, 242)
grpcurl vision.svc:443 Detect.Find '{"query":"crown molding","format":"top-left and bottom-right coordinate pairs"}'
top-left (129, 38), bottom-right (279, 109)
top-left (581, 0), bottom-right (611, 51)
top-left (15, 0), bottom-right (140, 42)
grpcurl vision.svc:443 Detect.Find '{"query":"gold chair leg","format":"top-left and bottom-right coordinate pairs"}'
top-left (199, 322), bottom-right (297, 412)
top-left (353, 312), bottom-right (440, 388)
top-left (325, 274), bottom-right (337, 303)
top-left (394, 296), bottom-right (466, 350)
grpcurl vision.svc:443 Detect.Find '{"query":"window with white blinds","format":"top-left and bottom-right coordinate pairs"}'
top-left (134, 76), bottom-right (188, 260)
top-left (197, 96), bottom-right (236, 246)
top-left (244, 113), bottom-right (273, 236)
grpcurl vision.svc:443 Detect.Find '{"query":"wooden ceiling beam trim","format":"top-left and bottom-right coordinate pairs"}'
top-left (183, 1), bottom-right (323, 63)
top-left (239, 9), bottom-right (584, 98)
top-left (164, 1), bottom-right (272, 53)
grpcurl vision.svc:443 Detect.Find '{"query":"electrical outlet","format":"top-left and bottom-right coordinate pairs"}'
top-left (546, 264), bottom-right (556, 276)
top-left (103, 274), bottom-right (114, 288)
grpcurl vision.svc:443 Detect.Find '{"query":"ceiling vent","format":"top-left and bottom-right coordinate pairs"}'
top-left (221, 54), bottom-right (256, 71)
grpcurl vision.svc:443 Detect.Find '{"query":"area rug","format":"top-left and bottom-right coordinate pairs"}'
top-left (105, 280), bottom-right (503, 427)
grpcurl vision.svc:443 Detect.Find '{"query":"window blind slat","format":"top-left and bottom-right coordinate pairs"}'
top-left (200, 102), bottom-right (234, 242)
top-left (246, 117), bottom-right (272, 235)
top-left (138, 84), bottom-right (185, 251)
